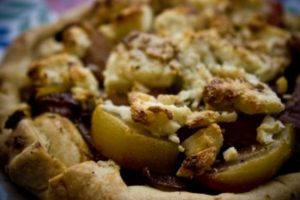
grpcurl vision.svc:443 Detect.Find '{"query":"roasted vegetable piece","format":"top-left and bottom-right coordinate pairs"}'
top-left (91, 105), bottom-right (179, 174)
top-left (197, 124), bottom-right (295, 192)
top-left (177, 124), bottom-right (223, 178)
top-left (182, 124), bottom-right (223, 157)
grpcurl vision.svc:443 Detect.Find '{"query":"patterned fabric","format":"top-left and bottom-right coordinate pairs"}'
top-left (0, 0), bottom-right (52, 58)
top-left (47, 0), bottom-right (93, 14)
top-left (283, 0), bottom-right (300, 13)
top-left (0, 0), bottom-right (90, 60)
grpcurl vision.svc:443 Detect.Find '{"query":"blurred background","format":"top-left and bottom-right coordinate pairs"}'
top-left (0, 0), bottom-right (93, 59)
top-left (0, 0), bottom-right (300, 60)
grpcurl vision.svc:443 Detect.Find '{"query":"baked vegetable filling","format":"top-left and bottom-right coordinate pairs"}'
top-left (1, 0), bottom-right (300, 197)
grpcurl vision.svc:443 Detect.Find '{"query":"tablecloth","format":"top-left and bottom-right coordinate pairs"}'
top-left (0, 0), bottom-right (92, 59)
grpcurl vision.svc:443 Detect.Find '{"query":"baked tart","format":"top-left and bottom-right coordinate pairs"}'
top-left (0, 0), bottom-right (300, 199)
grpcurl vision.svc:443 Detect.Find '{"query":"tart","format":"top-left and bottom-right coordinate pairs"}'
top-left (0, 0), bottom-right (300, 199)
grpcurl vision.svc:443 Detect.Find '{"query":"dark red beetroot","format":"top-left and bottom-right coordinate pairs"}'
top-left (5, 111), bottom-right (27, 130)
top-left (221, 114), bottom-right (264, 150)
top-left (31, 92), bottom-right (81, 120)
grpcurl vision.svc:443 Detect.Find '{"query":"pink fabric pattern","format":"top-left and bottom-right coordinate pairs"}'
top-left (46, 0), bottom-right (93, 14)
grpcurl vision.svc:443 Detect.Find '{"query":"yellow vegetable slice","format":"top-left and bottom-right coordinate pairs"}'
top-left (91, 105), bottom-right (179, 174)
top-left (198, 124), bottom-right (295, 192)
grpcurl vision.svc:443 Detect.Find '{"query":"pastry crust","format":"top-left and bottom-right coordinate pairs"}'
top-left (47, 160), bottom-right (300, 200)
top-left (3, 113), bottom-right (91, 199)
top-left (0, 1), bottom-right (299, 200)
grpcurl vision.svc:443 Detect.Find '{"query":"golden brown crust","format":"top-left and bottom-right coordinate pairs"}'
top-left (47, 160), bottom-right (300, 200)
top-left (0, 1), bottom-right (299, 200)
top-left (203, 78), bottom-right (284, 114)
top-left (4, 114), bottom-right (91, 199)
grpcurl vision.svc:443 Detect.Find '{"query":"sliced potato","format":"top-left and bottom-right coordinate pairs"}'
top-left (91, 105), bottom-right (179, 174)
top-left (198, 124), bottom-right (295, 192)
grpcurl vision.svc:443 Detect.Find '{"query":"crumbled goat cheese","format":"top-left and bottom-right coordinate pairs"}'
top-left (223, 146), bottom-right (239, 162)
top-left (256, 115), bottom-right (285, 145)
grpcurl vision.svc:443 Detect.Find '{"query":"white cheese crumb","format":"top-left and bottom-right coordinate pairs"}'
top-left (178, 145), bottom-right (185, 152)
top-left (256, 115), bottom-right (285, 145)
top-left (168, 134), bottom-right (180, 144)
top-left (102, 101), bottom-right (132, 122)
top-left (129, 92), bottom-right (192, 137)
top-left (223, 146), bottom-right (239, 162)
